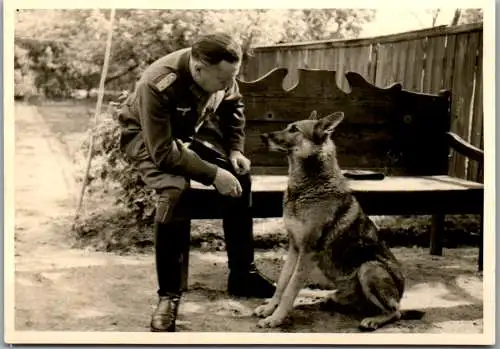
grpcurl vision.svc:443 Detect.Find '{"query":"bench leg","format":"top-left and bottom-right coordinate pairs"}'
top-left (179, 218), bottom-right (191, 292)
top-left (430, 214), bottom-right (445, 256)
top-left (478, 213), bottom-right (483, 272)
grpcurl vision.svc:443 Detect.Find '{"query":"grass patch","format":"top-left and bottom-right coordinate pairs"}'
top-left (36, 99), bottom-right (97, 160)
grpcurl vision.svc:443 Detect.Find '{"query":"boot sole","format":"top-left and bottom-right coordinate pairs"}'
top-left (150, 325), bottom-right (175, 332)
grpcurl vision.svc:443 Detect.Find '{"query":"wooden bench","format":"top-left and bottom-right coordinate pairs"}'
top-left (178, 68), bottom-right (484, 290)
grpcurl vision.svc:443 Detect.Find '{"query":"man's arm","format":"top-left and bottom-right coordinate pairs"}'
top-left (136, 80), bottom-right (219, 186)
top-left (217, 79), bottom-right (246, 153)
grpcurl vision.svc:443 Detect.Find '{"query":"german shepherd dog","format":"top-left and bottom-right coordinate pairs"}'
top-left (256, 110), bottom-right (424, 331)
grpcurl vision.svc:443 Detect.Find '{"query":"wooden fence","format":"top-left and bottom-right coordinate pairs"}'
top-left (240, 23), bottom-right (483, 182)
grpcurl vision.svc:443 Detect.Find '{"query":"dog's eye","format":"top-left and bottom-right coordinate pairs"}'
top-left (289, 125), bottom-right (299, 133)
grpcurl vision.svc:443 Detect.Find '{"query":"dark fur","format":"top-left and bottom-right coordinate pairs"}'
top-left (253, 110), bottom-right (424, 331)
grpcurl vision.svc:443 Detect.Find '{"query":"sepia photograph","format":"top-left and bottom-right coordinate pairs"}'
top-left (4, 0), bottom-right (495, 345)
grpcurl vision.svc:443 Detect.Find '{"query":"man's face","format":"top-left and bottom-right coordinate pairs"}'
top-left (195, 60), bottom-right (240, 93)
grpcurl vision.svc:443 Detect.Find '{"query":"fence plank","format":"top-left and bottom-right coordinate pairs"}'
top-left (375, 43), bottom-right (394, 88)
top-left (310, 48), bottom-right (322, 69)
top-left (423, 37), bottom-right (435, 93)
top-left (374, 43), bottom-right (386, 87)
top-left (368, 44), bottom-right (378, 84)
top-left (283, 50), bottom-right (299, 89)
top-left (394, 43), bottom-right (402, 83)
top-left (325, 48), bottom-right (338, 70)
top-left (342, 46), bottom-right (371, 91)
top-left (467, 35), bottom-right (483, 182)
top-left (356, 45), bottom-right (372, 81)
top-left (449, 32), bottom-right (480, 179)
top-left (385, 43), bottom-right (396, 87)
top-left (404, 40), bottom-right (418, 90)
top-left (341, 47), bottom-right (353, 91)
top-left (413, 38), bottom-right (427, 92)
top-left (448, 33), bottom-right (469, 178)
top-left (395, 41), bottom-right (409, 83)
top-left (336, 47), bottom-right (347, 91)
top-left (430, 36), bottom-right (446, 93)
top-left (442, 34), bottom-right (457, 90)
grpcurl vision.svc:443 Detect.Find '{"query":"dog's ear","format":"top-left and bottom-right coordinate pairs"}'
top-left (320, 111), bottom-right (344, 134)
top-left (308, 110), bottom-right (319, 120)
top-left (313, 111), bottom-right (344, 143)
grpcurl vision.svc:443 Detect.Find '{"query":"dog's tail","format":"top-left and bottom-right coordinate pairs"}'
top-left (400, 309), bottom-right (425, 320)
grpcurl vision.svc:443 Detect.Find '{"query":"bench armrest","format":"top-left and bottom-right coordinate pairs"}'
top-left (445, 132), bottom-right (484, 164)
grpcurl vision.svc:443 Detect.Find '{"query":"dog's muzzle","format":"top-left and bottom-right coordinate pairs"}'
top-left (260, 133), bottom-right (287, 152)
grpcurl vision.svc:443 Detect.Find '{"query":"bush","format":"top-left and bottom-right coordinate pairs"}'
top-left (75, 103), bottom-right (157, 230)
top-left (15, 69), bottom-right (39, 100)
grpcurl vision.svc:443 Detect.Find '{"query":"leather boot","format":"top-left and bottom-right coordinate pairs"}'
top-left (150, 217), bottom-right (190, 332)
top-left (228, 264), bottom-right (276, 298)
top-left (222, 173), bottom-right (276, 298)
top-left (150, 294), bottom-right (181, 332)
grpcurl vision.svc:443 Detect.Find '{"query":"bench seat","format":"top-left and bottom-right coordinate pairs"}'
top-left (186, 175), bottom-right (483, 218)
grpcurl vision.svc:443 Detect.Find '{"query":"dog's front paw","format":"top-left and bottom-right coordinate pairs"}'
top-left (256, 314), bottom-right (285, 328)
top-left (358, 318), bottom-right (379, 332)
top-left (253, 303), bottom-right (277, 318)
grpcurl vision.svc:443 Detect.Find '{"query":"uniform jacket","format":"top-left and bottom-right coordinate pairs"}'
top-left (117, 47), bottom-right (246, 186)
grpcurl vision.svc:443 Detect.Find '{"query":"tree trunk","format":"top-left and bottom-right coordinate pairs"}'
top-left (451, 9), bottom-right (461, 26)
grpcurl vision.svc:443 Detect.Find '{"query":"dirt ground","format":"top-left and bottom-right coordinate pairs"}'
top-left (11, 103), bottom-right (485, 339)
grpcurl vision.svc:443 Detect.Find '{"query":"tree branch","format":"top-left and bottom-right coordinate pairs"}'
top-left (432, 9), bottom-right (441, 27)
top-left (105, 63), bottom-right (139, 84)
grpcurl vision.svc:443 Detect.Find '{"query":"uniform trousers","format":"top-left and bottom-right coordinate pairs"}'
top-left (127, 126), bottom-right (255, 297)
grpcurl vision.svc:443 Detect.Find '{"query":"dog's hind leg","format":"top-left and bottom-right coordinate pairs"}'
top-left (257, 251), bottom-right (315, 328)
top-left (319, 271), bottom-right (361, 313)
top-left (254, 244), bottom-right (299, 318)
top-left (357, 261), bottom-right (404, 331)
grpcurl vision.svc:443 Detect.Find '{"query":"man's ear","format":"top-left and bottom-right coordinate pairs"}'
top-left (192, 59), bottom-right (207, 74)
top-left (321, 111), bottom-right (344, 134)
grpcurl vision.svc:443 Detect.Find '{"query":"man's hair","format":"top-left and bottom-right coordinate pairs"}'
top-left (191, 32), bottom-right (242, 65)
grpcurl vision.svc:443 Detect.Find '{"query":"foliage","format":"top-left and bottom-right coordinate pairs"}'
top-left (459, 9), bottom-right (483, 24)
top-left (15, 8), bottom-right (484, 99)
top-left (15, 9), bottom-right (376, 98)
top-left (15, 9), bottom-right (110, 98)
top-left (77, 104), bottom-right (157, 228)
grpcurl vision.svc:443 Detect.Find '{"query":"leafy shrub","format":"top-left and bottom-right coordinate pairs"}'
top-left (76, 103), bottom-right (157, 229)
top-left (15, 44), bottom-right (39, 99)
top-left (15, 69), bottom-right (39, 100)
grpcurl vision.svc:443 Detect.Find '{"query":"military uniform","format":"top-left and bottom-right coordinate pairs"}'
top-left (117, 47), bottom-right (275, 332)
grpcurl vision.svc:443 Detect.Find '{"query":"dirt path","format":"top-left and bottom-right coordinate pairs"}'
top-left (12, 103), bottom-right (485, 338)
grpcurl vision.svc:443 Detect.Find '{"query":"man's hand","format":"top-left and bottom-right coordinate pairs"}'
top-left (229, 150), bottom-right (251, 175)
top-left (213, 167), bottom-right (242, 197)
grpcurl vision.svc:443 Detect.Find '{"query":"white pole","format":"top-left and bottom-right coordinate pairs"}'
top-left (73, 8), bottom-right (116, 229)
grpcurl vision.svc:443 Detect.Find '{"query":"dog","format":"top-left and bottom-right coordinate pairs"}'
top-left (255, 110), bottom-right (424, 331)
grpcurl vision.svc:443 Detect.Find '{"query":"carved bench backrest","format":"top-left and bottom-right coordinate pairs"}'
top-left (237, 68), bottom-right (451, 176)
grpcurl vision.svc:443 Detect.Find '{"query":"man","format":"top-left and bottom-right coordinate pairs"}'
top-left (116, 32), bottom-right (276, 332)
